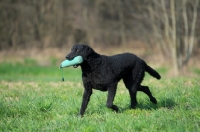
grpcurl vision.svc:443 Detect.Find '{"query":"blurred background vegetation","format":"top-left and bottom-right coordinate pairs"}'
top-left (0, 0), bottom-right (200, 76)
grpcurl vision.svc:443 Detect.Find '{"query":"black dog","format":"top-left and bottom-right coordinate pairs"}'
top-left (66, 44), bottom-right (161, 116)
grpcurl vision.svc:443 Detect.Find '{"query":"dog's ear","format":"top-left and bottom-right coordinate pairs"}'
top-left (81, 45), bottom-right (90, 52)
top-left (86, 46), bottom-right (94, 54)
top-left (81, 45), bottom-right (85, 49)
top-left (82, 45), bottom-right (94, 60)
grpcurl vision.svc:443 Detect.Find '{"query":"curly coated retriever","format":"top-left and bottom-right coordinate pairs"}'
top-left (66, 44), bottom-right (161, 116)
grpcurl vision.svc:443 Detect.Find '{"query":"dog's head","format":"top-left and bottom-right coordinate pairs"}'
top-left (66, 44), bottom-right (94, 67)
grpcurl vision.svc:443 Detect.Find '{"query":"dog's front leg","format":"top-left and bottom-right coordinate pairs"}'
top-left (106, 87), bottom-right (119, 112)
top-left (79, 88), bottom-right (92, 116)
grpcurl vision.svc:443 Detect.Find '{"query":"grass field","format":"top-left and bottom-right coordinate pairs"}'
top-left (0, 61), bottom-right (200, 132)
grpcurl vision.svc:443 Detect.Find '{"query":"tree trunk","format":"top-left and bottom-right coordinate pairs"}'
top-left (118, 0), bottom-right (126, 46)
top-left (170, 0), bottom-right (179, 75)
top-left (83, 1), bottom-right (94, 46)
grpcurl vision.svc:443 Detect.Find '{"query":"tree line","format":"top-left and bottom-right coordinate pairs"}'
top-left (0, 0), bottom-right (199, 74)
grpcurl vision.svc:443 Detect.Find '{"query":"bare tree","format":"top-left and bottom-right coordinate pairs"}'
top-left (148, 0), bottom-right (199, 75)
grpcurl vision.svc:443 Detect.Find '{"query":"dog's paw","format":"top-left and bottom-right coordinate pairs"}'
top-left (150, 97), bottom-right (157, 104)
top-left (130, 105), bottom-right (136, 109)
top-left (77, 113), bottom-right (84, 118)
top-left (112, 105), bottom-right (119, 112)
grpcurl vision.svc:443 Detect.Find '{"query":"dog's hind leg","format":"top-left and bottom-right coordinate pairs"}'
top-left (106, 86), bottom-right (119, 112)
top-left (123, 64), bottom-right (145, 109)
top-left (123, 76), bottom-right (139, 109)
top-left (128, 86), bottom-right (138, 109)
top-left (138, 85), bottom-right (157, 104)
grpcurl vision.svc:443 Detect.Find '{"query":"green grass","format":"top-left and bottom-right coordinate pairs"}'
top-left (0, 62), bottom-right (200, 131)
top-left (0, 62), bottom-right (81, 82)
top-left (193, 68), bottom-right (200, 76)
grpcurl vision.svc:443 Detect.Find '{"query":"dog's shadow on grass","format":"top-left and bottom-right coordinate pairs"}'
top-left (119, 98), bottom-right (177, 112)
top-left (157, 98), bottom-right (177, 110)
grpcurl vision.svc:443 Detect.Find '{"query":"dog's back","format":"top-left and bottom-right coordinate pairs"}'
top-left (105, 53), bottom-right (144, 78)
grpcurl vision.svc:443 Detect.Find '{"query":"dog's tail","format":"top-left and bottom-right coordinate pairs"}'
top-left (145, 64), bottom-right (161, 80)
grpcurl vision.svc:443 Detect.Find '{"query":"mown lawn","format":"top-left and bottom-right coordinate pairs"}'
top-left (0, 62), bottom-right (199, 132)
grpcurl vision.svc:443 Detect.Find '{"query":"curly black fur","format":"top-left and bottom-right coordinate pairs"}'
top-left (66, 44), bottom-right (161, 116)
